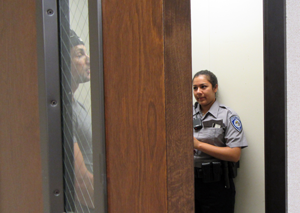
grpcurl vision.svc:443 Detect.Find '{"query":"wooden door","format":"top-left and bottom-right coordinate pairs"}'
top-left (0, 0), bottom-right (43, 212)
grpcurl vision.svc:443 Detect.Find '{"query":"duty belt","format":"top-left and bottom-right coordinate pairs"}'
top-left (194, 160), bottom-right (223, 183)
top-left (194, 160), bottom-right (233, 189)
top-left (194, 156), bottom-right (222, 168)
top-left (194, 167), bottom-right (203, 178)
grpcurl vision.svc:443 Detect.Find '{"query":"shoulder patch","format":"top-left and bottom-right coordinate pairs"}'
top-left (230, 116), bottom-right (243, 132)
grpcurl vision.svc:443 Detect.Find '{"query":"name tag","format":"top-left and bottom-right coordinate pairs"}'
top-left (213, 123), bottom-right (221, 128)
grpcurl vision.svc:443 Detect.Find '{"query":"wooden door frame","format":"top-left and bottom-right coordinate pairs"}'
top-left (264, 0), bottom-right (286, 212)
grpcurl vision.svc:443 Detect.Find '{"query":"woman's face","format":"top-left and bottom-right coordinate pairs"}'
top-left (193, 75), bottom-right (218, 109)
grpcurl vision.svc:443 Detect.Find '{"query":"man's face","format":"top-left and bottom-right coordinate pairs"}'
top-left (70, 44), bottom-right (90, 84)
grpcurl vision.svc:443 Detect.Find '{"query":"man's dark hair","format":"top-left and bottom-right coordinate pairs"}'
top-left (69, 29), bottom-right (84, 48)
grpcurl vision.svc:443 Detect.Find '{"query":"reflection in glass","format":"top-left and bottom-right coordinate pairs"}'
top-left (59, 0), bottom-right (94, 212)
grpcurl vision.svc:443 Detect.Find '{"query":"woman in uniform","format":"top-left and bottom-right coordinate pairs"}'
top-left (192, 70), bottom-right (248, 213)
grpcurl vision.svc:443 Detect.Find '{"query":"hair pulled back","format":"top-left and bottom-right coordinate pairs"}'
top-left (192, 70), bottom-right (218, 88)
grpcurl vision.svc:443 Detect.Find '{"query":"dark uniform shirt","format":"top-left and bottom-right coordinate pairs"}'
top-left (193, 100), bottom-right (248, 167)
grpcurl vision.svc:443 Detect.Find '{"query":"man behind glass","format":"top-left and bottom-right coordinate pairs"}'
top-left (69, 29), bottom-right (94, 212)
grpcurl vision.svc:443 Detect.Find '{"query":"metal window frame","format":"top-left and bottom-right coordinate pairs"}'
top-left (36, 0), bottom-right (64, 212)
top-left (89, 0), bottom-right (108, 212)
top-left (36, 0), bottom-right (107, 212)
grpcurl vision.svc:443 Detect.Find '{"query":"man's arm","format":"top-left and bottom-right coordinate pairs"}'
top-left (74, 142), bottom-right (94, 209)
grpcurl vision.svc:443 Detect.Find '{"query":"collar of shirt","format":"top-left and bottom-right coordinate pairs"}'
top-left (196, 100), bottom-right (220, 119)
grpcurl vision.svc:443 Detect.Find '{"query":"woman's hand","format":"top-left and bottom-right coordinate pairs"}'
top-left (193, 137), bottom-right (241, 162)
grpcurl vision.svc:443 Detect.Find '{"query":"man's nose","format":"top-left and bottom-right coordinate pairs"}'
top-left (86, 54), bottom-right (90, 64)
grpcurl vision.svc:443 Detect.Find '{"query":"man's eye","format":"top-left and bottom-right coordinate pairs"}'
top-left (201, 86), bottom-right (207, 89)
top-left (76, 50), bottom-right (85, 57)
top-left (193, 87), bottom-right (197, 90)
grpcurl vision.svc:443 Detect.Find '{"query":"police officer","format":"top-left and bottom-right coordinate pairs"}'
top-left (192, 70), bottom-right (248, 213)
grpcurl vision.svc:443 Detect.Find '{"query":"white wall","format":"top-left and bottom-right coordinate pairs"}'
top-left (70, 0), bottom-right (91, 113)
top-left (191, 1), bottom-right (264, 212)
top-left (286, 1), bottom-right (300, 212)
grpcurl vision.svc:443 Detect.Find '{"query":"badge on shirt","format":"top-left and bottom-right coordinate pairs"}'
top-left (230, 116), bottom-right (243, 132)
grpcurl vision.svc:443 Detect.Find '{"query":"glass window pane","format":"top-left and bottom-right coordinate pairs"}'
top-left (59, 0), bottom-right (94, 212)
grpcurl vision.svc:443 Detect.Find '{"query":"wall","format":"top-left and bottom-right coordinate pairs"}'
top-left (191, 1), bottom-right (264, 212)
top-left (286, 0), bottom-right (300, 212)
top-left (69, 0), bottom-right (91, 112)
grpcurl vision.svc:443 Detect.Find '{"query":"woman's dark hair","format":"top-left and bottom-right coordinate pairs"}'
top-left (192, 70), bottom-right (218, 88)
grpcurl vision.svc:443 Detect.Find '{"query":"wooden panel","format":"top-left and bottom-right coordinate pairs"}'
top-left (164, 0), bottom-right (194, 212)
top-left (0, 0), bottom-right (43, 212)
top-left (102, 0), bottom-right (193, 212)
top-left (103, 1), bottom-right (166, 212)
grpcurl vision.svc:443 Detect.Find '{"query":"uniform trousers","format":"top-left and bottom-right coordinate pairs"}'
top-left (195, 177), bottom-right (236, 213)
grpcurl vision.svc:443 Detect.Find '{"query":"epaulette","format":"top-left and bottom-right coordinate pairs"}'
top-left (219, 104), bottom-right (236, 115)
top-left (219, 104), bottom-right (228, 109)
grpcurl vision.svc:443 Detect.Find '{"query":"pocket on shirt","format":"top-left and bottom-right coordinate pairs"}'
top-left (195, 128), bottom-right (217, 145)
top-left (213, 128), bottom-right (225, 146)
